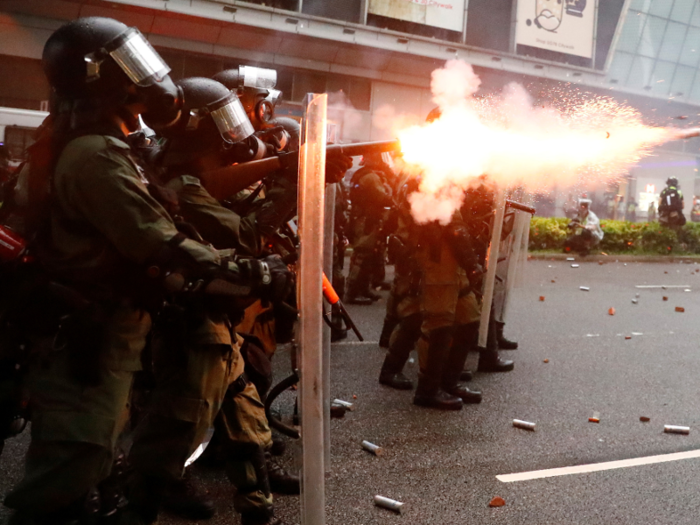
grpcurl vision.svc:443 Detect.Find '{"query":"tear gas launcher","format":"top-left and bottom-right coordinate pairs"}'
top-left (200, 139), bottom-right (400, 200)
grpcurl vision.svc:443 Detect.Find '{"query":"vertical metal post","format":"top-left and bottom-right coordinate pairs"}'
top-left (478, 189), bottom-right (507, 348)
top-left (298, 93), bottom-right (327, 525)
top-left (604, 0), bottom-right (632, 72)
top-left (509, 0), bottom-right (519, 55)
top-left (516, 208), bottom-right (531, 288)
top-left (322, 182), bottom-right (335, 472)
top-left (360, 0), bottom-right (369, 25)
top-left (591, 0), bottom-right (599, 69)
top-left (462, 0), bottom-right (470, 45)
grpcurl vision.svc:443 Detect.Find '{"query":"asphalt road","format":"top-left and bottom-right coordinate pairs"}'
top-left (4, 259), bottom-right (700, 524)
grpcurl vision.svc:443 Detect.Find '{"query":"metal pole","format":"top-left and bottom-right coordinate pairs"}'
top-left (298, 93), bottom-right (327, 525)
top-left (478, 189), bottom-right (507, 348)
top-left (322, 182), bottom-right (335, 473)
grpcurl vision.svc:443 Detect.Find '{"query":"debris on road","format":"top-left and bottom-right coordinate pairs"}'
top-left (539, 296), bottom-right (545, 301)
top-left (543, 359), bottom-right (549, 363)
top-left (571, 264), bottom-right (580, 268)
top-left (580, 286), bottom-right (590, 291)
top-left (664, 425), bottom-right (690, 435)
top-left (566, 257), bottom-right (575, 261)
top-left (589, 412), bottom-right (600, 423)
top-left (374, 495), bottom-right (404, 513)
top-left (608, 307), bottom-right (615, 315)
top-left (551, 279), bottom-right (556, 283)
top-left (663, 296), bottom-right (668, 301)
top-left (685, 289), bottom-right (691, 292)
top-left (631, 299), bottom-right (638, 304)
top-left (489, 497), bottom-right (506, 508)
top-left (362, 440), bottom-right (383, 456)
top-left (640, 416), bottom-right (650, 422)
top-left (635, 293), bottom-right (640, 297)
top-left (333, 399), bottom-right (355, 411)
top-left (513, 419), bottom-right (536, 431)
top-left (675, 306), bottom-right (685, 312)
top-left (353, 394), bottom-right (357, 399)
top-left (625, 335), bottom-right (632, 340)
top-left (598, 261), bottom-right (604, 265)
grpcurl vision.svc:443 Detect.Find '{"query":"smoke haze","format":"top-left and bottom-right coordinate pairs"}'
top-left (398, 60), bottom-right (676, 224)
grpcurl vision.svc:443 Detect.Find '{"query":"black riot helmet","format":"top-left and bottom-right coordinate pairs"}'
top-left (667, 177), bottom-right (679, 187)
top-left (160, 77), bottom-right (259, 169)
top-left (42, 17), bottom-right (182, 130)
top-left (213, 66), bottom-right (279, 130)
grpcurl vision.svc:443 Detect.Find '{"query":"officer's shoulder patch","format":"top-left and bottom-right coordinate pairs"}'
top-left (181, 175), bottom-right (202, 187)
top-left (103, 136), bottom-right (130, 150)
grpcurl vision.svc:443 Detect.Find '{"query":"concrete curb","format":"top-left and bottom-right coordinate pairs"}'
top-left (529, 252), bottom-right (700, 263)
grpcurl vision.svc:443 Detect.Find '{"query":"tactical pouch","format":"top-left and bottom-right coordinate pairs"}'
top-left (240, 335), bottom-right (273, 399)
top-left (58, 308), bottom-right (109, 388)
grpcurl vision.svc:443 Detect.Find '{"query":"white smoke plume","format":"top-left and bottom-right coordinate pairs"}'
top-left (398, 60), bottom-right (676, 224)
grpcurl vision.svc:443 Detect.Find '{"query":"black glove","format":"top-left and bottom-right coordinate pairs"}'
top-left (325, 153), bottom-right (353, 184)
top-left (243, 254), bottom-right (295, 303)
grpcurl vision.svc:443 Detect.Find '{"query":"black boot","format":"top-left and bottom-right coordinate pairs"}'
top-left (477, 350), bottom-right (514, 372)
top-left (413, 327), bottom-right (462, 411)
top-left (378, 314), bottom-right (421, 390)
top-left (378, 316), bottom-right (399, 349)
top-left (266, 454), bottom-right (300, 495)
top-left (379, 371), bottom-right (413, 390)
top-left (241, 507), bottom-right (283, 525)
top-left (442, 323), bottom-right (482, 404)
top-left (496, 321), bottom-right (518, 350)
top-left (459, 370), bottom-right (473, 382)
top-left (126, 473), bottom-right (166, 525)
top-left (161, 472), bottom-right (216, 520)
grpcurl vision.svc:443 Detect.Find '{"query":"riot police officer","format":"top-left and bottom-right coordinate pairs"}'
top-left (3, 18), bottom-right (291, 525)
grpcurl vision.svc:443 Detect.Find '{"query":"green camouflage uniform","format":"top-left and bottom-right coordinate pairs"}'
top-left (346, 165), bottom-right (392, 300)
top-left (149, 175), bottom-right (276, 516)
top-left (5, 134), bottom-right (220, 516)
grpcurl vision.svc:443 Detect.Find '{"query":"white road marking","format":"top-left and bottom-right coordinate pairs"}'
top-left (635, 285), bottom-right (690, 289)
top-left (497, 449), bottom-right (700, 483)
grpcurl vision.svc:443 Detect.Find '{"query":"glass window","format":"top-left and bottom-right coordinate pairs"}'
top-left (691, 2), bottom-right (700, 27)
top-left (649, 61), bottom-right (675, 95)
top-left (291, 71), bottom-right (326, 102)
top-left (637, 15), bottom-right (668, 58)
top-left (689, 77), bottom-right (700, 102)
top-left (670, 0), bottom-right (695, 22)
top-left (608, 52), bottom-right (635, 83)
top-left (629, 0), bottom-right (652, 13)
top-left (617, 11), bottom-right (646, 53)
top-left (649, 0), bottom-right (673, 18)
top-left (680, 26), bottom-right (700, 66)
top-left (659, 21), bottom-right (688, 62)
top-left (627, 54), bottom-right (655, 88)
top-left (670, 64), bottom-right (696, 96)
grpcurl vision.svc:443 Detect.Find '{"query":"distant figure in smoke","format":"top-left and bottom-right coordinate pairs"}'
top-left (564, 198), bottom-right (603, 256)
top-left (647, 201), bottom-right (657, 222)
top-left (658, 177), bottom-right (686, 229)
top-left (691, 197), bottom-right (700, 223)
top-left (626, 198), bottom-right (637, 223)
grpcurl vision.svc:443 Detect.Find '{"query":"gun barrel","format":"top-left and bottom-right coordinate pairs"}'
top-left (200, 156), bottom-right (282, 200)
top-left (327, 139), bottom-right (400, 157)
top-left (506, 200), bottom-right (537, 215)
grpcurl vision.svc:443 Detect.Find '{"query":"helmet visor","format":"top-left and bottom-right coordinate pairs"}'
top-left (108, 28), bottom-right (170, 87)
top-left (209, 94), bottom-right (255, 143)
top-left (239, 66), bottom-right (277, 90)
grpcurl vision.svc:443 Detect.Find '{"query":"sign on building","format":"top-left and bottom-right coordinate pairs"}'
top-left (368, 0), bottom-right (465, 33)
top-left (515, 0), bottom-right (597, 59)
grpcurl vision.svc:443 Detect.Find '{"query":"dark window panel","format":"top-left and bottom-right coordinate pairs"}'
top-left (302, 0), bottom-right (361, 23)
top-left (292, 71), bottom-right (327, 102)
top-left (0, 55), bottom-right (49, 108)
top-left (366, 13), bottom-right (462, 43)
top-left (240, 0), bottom-right (299, 10)
top-left (465, 0), bottom-right (512, 52)
top-left (183, 55), bottom-right (224, 79)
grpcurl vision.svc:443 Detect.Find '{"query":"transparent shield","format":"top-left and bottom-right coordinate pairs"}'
top-left (210, 95), bottom-right (255, 143)
top-left (239, 65), bottom-right (277, 90)
top-left (109, 29), bottom-right (170, 86)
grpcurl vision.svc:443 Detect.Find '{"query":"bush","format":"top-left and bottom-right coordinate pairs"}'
top-left (529, 217), bottom-right (700, 255)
